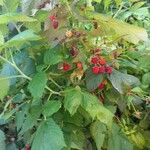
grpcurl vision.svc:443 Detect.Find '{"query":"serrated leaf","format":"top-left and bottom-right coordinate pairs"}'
top-left (64, 87), bottom-right (82, 115)
top-left (128, 132), bottom-right (145, 149)
top-left (64, 130), bottom-right (86, 150)
top-left (81, 91), bottom-right (113, 127)
top-left (44, 46), bottom-right (63, 65)
top-left (1, 50), bottom-right (36, 85)
top-left (139, 56), bottom-right (150, 71)
top-left (108, 123), bottom-right (133, 150)
top-left (5, 30), bottom-right (41, 48)
top-left (0, 76), bottom-right (9, 100)
top-left (108, 69), bottom-right (140, 94)
top-left (2, 0), bottom-right (19, 13)
top-left (16, 111), bottom-right (25, 132)
top-left (0, 130), bottom-right (6, 150)
top-left (32, 118), bottom-right (66, 150)
top-left (0, 13), bottom-right (37, 25)
top-left (28, 72), bottom-right (47, 99)
top-left (85, 67), bottom-right (103, 91)
top-left (42, 100), bottom-right (61, 117)
top-left (19, 104), bottom-right (42, 135)
top-left (88, 12), bottom-right (149, 44)
top-left (90, 121), bottom-right (106, 150)
top-left (142, 72), bottom-right (150, 85)
top-left (64, 87), bottom-right (114, 127)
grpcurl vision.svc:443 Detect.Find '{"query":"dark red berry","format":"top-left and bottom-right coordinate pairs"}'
top-left (76, 62), bottom-right (83, 70)
top-left (98, 83), bottom-right (105, 90)
top-left (63, 63), bottom-right (71, 71)
top-left (99, 57), bottom-right (106, 65)
top-left (70, 47), bottom-right (78, 57)
top-left (91, 56), bottom-right (99, 64)
top-left (49, 15), bottom-right (56, 21)
top-left (92, 66), bottom-right (99, 74)
top-left (105, 66), bottom-right (113, 74)
top-left (52, 19), bottom-right (59, 29)
top-left (99, 66), bottom-right (105, 73)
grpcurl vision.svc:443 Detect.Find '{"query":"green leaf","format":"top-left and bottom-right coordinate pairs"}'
top-left (16, 111), bottom-right (25, 132)
top-left (142, 72), bottom-right (150, 85)
top-left (1, 50), bottom-right (36, 85)
top-left (108, 123), bottom-right (133, 150)
top-left (0, 13), bottom-right (37, 25)
top-left (19, 104), bottom-right (42, 135)
top-left (139, 56), bottom-right (150, 71)
top-left (0, 0), bottom-right (4, 6)
top-left (28, 72), bottom-right (47, 99)
top-left (108, 69), bottom-right (140, 94)
top-left (64, 87), bottom-right (82, 115)
top-left (44, 46), bottom-right (63, 65)
top-left (81, 91), bottom-right (113, 127)
top-left (32, 118), bottom-right (66, 150)
top-left (88, 12), bottom-right (149, 44)
top-left (104, 0), bottom-right (111, 9)
top-left (0, 76), bottom-right (9, 100)
top-left (63, 127), bottom-right (86, 150)
top-left (2, 0), bottom-right (19, 13)
top-left (128, 132), bottom-right (145, 149)
top-left (0, 130), bottom-right (6, 150)
top-left (0, 31), bottom-right (4, 46)
top-left (5, 30), bottom-right (41, 48)
top-left (64, 87), bottom-right (114, 127)
top-left (42, 100), bottom-right (62, 117)
top-left (85, 67), bottom-right (103, 91)
top-left (90, 121), bottom-right (106, 150)
top-left (130, 2), bottom-right (145, 11)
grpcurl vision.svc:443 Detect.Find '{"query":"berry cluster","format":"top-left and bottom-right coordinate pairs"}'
top-left (49, 15), bottom-right (59, 29)
top-left (91, 56), bottom-right (113, 75)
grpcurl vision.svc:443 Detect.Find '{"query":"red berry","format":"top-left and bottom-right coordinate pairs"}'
top-left (91, 56), bottom-right (99, 64)
top-left (63, 63), bottom-right (71, 71)
top-left (25, 145), bottom-right (31, 150)
top-left (99, 57), bottom-right (106, 65)
top-left (105, 66), bottom-right (113, 74)
top-left (92, 66), bottom-right (99, 74)
top-left (98, 83), bottom-right (105, 90)
top-left (76, 62), bottom-right (83, 70)
top-left (99, 66), bottom-right (105, 73)
top-left (52, 19), bottom-right (59, 29)
top-left (49, 15), bottom-right (56, 21)
top-left (70, 47), bottom-right (78, 57)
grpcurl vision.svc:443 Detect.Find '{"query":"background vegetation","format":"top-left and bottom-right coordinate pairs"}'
top-left (0, 0), bottom-right (150, 150)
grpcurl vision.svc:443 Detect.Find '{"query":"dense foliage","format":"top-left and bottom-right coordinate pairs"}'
top-left (0, 0), bottom-right (150, 150)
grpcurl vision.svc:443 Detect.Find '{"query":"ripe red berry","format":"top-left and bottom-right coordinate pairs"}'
top-left (91, 56), bottom-right (99, 64)
top-left (98, 83), bottom-right (105, 90)
top-left (92, 66), bottom-right (99, 74)
top-left (52, 19), bottom-right (59, 29)
top-left (63, 63), bottom-right (71, 72)
top-left (49, 15), bottom-right (56, 21)
top-left (76, 62), bottom-right (83, 70)
top-left (70, 47), bottom-right (78, 57)
top-left (99, 57), bottom-right (106, 65)
top-left (25, 145), bottom-right (31, 150)
top-left (105, 66), bottom-right (113, 74)
top-left (99, 66), bottom-right (105, 73)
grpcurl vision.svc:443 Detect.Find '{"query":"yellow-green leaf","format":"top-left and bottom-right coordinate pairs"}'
top-left (0, 76), bottom-right (9, 101)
